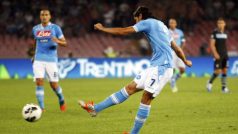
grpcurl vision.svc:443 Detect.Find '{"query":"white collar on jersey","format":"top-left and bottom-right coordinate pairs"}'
top-left (40, 22), bottom-right (52, 28)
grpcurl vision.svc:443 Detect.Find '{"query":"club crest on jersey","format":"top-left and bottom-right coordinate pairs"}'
top-left (37, 30), bottom-right (51, 37)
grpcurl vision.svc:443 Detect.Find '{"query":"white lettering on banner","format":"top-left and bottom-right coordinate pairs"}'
top-left (58, 59), bottom-right (77, 78)
top-left (231, 60), bottom-right (238, 75)
top-left (77, 59), bottom-right (88, 76)
top-left (76, 59), bottom-right (150, 78)
top-left (57, 59), bottom-right (150, 78)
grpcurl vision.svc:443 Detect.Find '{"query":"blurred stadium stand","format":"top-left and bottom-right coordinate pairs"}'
top-left (0, 0), bottom-right (237, 58)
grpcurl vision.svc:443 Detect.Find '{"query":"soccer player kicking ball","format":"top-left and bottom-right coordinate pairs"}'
top-left (79, 6), bottom-right (192, 134)
top-left (32, 9), bottom-right (67, 111)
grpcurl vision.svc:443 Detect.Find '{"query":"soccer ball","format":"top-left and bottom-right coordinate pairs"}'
top-left (22, 104), bottom-right (42, 122)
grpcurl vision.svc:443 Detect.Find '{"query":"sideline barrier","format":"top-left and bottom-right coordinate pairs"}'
top-left (0, 57), bottom-right (238, 79)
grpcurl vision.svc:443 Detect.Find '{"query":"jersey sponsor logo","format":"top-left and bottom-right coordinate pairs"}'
top-left (216, 33), bottom-right (227, 39)
top-left (39, 39), bottom-right (49, 43)
top-left (170, 32), bottom-right (179, 39)
top-left (36, 30), bottom-right (51, 37)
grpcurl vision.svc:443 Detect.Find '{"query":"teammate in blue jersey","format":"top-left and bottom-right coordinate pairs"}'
top-left (32, 9), bottom-right (67, 112)
top-left (79, 6), bottom-right (192, 134)
top-left (169, 18), bottom-right (186, 93)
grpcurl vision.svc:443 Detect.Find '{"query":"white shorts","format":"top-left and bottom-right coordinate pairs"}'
top-left (134, 66), bottom-right (173, 97)
top-left (173, 52), bottom-right (186, 69)
top-left (33, 61), bottom-right (59, 82)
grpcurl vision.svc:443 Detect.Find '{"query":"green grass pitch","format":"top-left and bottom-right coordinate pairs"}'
top-left (0, 78), bottom-right (237, 134)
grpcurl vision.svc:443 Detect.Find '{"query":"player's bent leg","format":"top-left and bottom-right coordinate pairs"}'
top-left (170, 69), bottom-right (178, 92)
top-left (35, 78), bottom-right (45, 111)
top-left (125, 81), bottom-right (143, 95)
top-left (50, 82), bottom-right (66, 111)
top-left (171, 67), bottom-right (185, 92)
top-left (130, 91), bottom-right (153, 134)
top-left (79, 81), bottom-right (140, 117)
top-left (207, 69), bottom-right (221, 92)
top-left (129, 67), bottom-right (173, 134)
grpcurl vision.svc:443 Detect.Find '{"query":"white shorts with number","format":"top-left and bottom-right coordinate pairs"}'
top-left (173, 51), bottom-right (186, 69)
top-left (134, 66), bottom-right (173, 97)
top-left (33, 61), bottom-right (59, 82)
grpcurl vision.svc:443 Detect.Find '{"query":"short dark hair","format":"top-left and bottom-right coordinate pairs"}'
top-left (133, 6), bottom-right (154, 20)
top-left (40, 8), bottom-right (51, 14)
top-left (217, 17), bottom-right (225, 21)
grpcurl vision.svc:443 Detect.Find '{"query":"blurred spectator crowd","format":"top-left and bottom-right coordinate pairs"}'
top-left (0, 0), bottom-right (237, 58)
top-left (1, 0), bottom-right (237, 38)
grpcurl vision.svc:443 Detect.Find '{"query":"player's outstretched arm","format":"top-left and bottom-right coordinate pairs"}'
top-left (94, 23), bottom-right (136, 35)
top-left (171, 41), bottom-right (192, 67)
top-left (52, 37), bottom-right (67, 47)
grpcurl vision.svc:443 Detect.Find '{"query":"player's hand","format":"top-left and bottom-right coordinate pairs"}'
top-left (185, 60), bottom-right (192, 67)
top-left (214, 53), bottom-right (220, 60)
top-left (94, 23), bottom-right (104, 31)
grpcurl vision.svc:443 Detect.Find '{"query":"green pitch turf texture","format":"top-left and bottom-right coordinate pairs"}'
top-left (0, 78), bottom-right (237, 134)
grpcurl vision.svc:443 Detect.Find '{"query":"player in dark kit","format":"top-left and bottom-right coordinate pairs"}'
top-left (206, 18), bottom-right (229, 93)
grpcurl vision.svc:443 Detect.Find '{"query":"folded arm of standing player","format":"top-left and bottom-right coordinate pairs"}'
top-left (52, 25), bottom-right (67, 47)
top-left (52, 36), bottom-right (67, 47)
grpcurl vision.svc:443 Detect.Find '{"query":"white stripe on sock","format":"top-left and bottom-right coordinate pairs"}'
top-left (57, 87), bottom-right (62, 93)
top-left (139, 103), bottom-right (151, 110)
top-left (121, 88), bottom-right (129, 98)
top-left (36, 90), bottom-right (44, 95)
top-left (135, 116), bottom-right (146, 123)
top-left (110, 94), bottom-right (119, 104)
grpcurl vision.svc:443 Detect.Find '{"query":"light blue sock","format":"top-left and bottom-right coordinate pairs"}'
top-left (94, 87), bottom-right (129, 113)
top-left (53, 86), bottom-right (64, 105)
top-left (131, 103), bottom-right (151, 134)
top-left (36, 86), bottom-right (44, 109)
top-left (175, 73), bottom-right (181, 81)
top-left (171, 72), bottom-right (180, 88)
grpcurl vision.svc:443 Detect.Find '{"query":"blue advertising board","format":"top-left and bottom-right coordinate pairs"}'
top-left (0, 57), bottom-right (238, 79)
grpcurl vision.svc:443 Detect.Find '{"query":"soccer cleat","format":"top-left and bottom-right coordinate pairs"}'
top-left (41, 108), bottom-right (46, 112)
top-left (78, 100), bottom-right (97, 117)
top-left (222, 87), bottom-right (229, 93)
top-left (60, 100), bottom-right (66, 112)
top-left (206, 81), bottom-right (212, 92)
top-left (60, 104), bottom-right (66, 112)
top-left (172, 86), bottom-right (178, 93)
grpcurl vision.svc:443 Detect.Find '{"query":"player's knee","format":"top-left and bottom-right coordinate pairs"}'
top-left (125, 84), bottom-right (137, 95)
top-left (180, 68), bottom-right (185, 74)
top-left (141, 91), bottom-right (153, 105)
top-left (214, 69), bottom-right (221, 74)
top-left (36, 79), bottom-right (44, 86)
top-left (222, 68), bottom-right (227, 74)
top-left (50, 82), bottom-right (58, 90)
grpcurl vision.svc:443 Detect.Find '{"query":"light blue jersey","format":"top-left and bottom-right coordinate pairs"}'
top-left (32, 22), bottom-right (64, 62)
top-left (133, 18), bottom-right (173, 67)
top-left (169, 28), bottom-right (185, 47)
